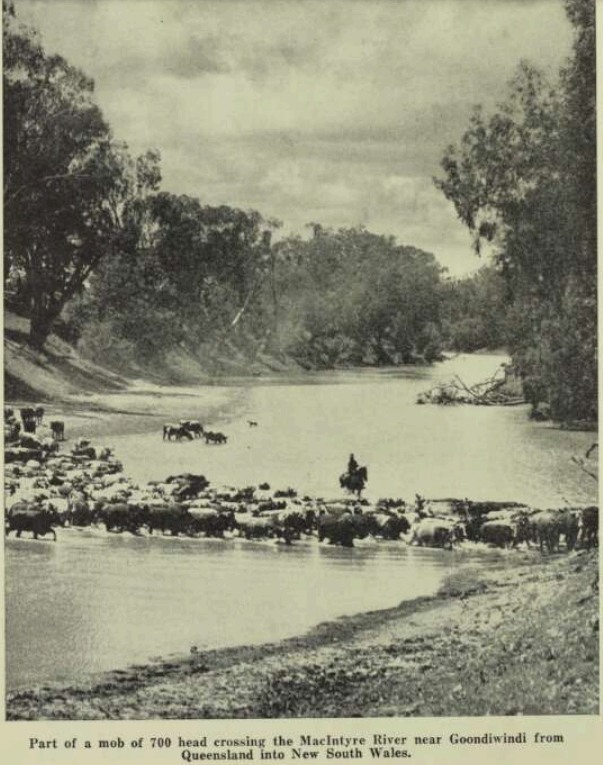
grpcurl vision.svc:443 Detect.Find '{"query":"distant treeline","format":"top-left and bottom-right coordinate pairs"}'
top-left (3, 0), bottom-right (595, 423)
top-left (59, 213), bottom-right (512, 372)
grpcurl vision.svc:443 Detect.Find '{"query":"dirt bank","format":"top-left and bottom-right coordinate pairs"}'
top-left (6, 548), bottom-right (598, 720)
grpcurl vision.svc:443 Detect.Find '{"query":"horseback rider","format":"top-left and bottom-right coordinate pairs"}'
top-left (348, 453), bottom-right (359, 475)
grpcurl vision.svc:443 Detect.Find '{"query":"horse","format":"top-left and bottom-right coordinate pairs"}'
top-left (339, 466), bottom-right (368, 497)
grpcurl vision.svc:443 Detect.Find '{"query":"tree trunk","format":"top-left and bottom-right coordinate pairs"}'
top-left (29, 298), bottom-right (59, 350)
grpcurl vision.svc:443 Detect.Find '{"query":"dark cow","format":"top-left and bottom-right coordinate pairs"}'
top-left (204, 431), bottom-right (228, 444)
top-left (20, 406), bottom-right (35, 422)
top-left (163, 424), bottom-right (193, 441)
top-left (4, 420), bottom-right (20, 443)
top-left (22, 415), bottom-right (37, 433)
top-left (165, 473), bottom-right (209, 500)
top-left (371, 512), bottom-right (411, 540)
top-left (579, 506), bottom-right (598, 549)
top-left (317, 513), bottom-right (359, 547)
top-left (68, 499), bottom-right (96, 527)
top-left (146, 503), bottom-right (192, 536)
top-left (99, 502), bottom-right (146, 534)
top-left (180, 420), bottom-right (204, 438)
top-left (34, 406), bottom-right (45, 425)
top-left (480, 520), bottom-right (515, 548)
top-left (6, 502), bottom-right (62, 540)
top-left (50, 420), bottom-right (65, 441)
top-left (187, 508), bottom-right (233, 537)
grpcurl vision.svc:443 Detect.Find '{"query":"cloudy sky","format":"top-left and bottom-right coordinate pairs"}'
top-left (19, 0), bottom-right (573, 275)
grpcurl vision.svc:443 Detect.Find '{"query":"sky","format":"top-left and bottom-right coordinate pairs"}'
top-left (17, 0), bottom-right (573, 275)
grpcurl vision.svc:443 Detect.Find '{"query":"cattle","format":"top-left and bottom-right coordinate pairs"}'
top-left (317, 513), bottom-right (360, 547)
top-left (5, 501), bottom-right (63, 540)
top-left (34, 406), bottom-right (45, 425)
top-left (21, 415), bottom-right (37, 433)
top-left (163, 424), bottom-right (193, 441)
top-left (165, 473), bottom-right (210, 501)
top-left (99, 502), bottom-right (146, 534)
top-left (20, 406), bottom-right (35, 422)
top-left (529, 511), bottom-right (561, 553)
top-left (371, 512), bottom-right (411, 540)
top-left (410, 517), bottom-right (455, 550)
top-left (145, 503), bottom-right (192, 536)
top-left (4, 420), bottom-right (20, 443)
top-left (204, 430), bottom-right (228, 444)
top-left (50, 421), bottom-right (65, 441)
top-left (234, 514), bottom-right (278, 540)
top-left (579, 506), bottom-right (598, 549)
top-left (68, 499), bottom-right (97, 527)
top-left (248, 420), bottom-right (258, 427)
top-left (187, 507), bottom-right (233, 537)
top-left (180, 420), bottom-right (204, 438)
top-left (556, 509), bottom-right (580, 551)
top-left (480, 520), bottom-right (516, 548)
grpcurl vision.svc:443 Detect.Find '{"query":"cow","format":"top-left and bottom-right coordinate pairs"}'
top-left (371, 512), bottom-right (411, 540)
top-left (409, 517), bottom-right (455, 550)
top-left (529, 510), bottom-right (561, 553)
top-left (316, 512), bottom-right (362, 547)
top-left (480, 519), bottom-right (515, 548)
top-left (180, 420), bottom-right (204, 438)
top-left (163, 424), bottom-right (193, 441)
top-left (99, 502), bottom-right (146, 534)
top-left (145, 503), bottom-right (192, 536)
top-left (34, 406), bottom-right (45, 425)
top-left (5, 501), bottom-right (63, 540)
top-left (556, 509), bottom-right (580, 551)
top-left (579, 506), bottom-right (598, 549)
top-left (187, 507), bottom-right (234, 537)
top-left (165, 473), bottom-right (210, 501)
top-left (234, 514), bottom-right (278, 540)
top-left (50, 421), bottom-right (65, 441)
top-left (204, 431), bottom-right (228, 444)
top-left (4, 420), bottom-right (20, 443)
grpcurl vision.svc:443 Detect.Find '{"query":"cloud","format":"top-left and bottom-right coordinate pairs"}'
top-left (17, 0), bottom-right (573, 275)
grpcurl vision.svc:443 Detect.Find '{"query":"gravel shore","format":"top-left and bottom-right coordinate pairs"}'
top-left (7, 548), bottom-right (598, 720)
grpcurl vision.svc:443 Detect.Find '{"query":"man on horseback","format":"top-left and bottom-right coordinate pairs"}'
top-left (340, 453), bottom-right (368, 498)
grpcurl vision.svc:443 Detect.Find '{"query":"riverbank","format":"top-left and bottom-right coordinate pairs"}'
top-left (6, 548), bottom-right (598, 720)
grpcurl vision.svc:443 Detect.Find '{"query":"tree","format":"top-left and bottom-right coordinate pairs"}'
top-left (3, 3), bottom-right (160, 348)
top-left (433, 0), bottom-right (596, 422)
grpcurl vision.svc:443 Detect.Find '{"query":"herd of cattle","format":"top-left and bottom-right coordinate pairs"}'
top-left (162, 420), bottom-right (228, 444)
top-left (3, 410), bottom-right (599, 552)
top-left (4, 407), bottom-right (65, 444)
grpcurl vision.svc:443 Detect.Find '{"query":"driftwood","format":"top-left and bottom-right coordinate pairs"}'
top-left (417, 368), bottom-right (525, 407)
top-left (571, 443), bottom-right (598, 482)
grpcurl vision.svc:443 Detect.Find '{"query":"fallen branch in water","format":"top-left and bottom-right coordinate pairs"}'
top-left (417, 368), bottom-right (525, 407)
top-left (571, 443), bottom-right (598, 482)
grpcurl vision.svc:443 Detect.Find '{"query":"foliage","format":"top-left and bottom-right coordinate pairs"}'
top-left (3, 2), bottom-right (160, 348)
top-left (434, 0), bottom-right (596, 422)
top-left (270, 226), bottom-right (446, 367)
top-left (66, 193), bottom-right (277, 368)
top-left (439, 266), bottom-right (510, 352)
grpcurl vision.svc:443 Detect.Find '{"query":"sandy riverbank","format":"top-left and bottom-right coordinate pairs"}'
top-left (6, 548), bottom-right (598, 720)
top-left (6, 380), bottom-right (246, 441)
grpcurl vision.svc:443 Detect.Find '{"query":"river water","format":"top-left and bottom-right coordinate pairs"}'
top-left (5, 354), bottom-right (597, 690)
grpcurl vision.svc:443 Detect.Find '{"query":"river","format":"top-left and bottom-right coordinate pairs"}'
top-left (5, 354), bottom-right (597, 691)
